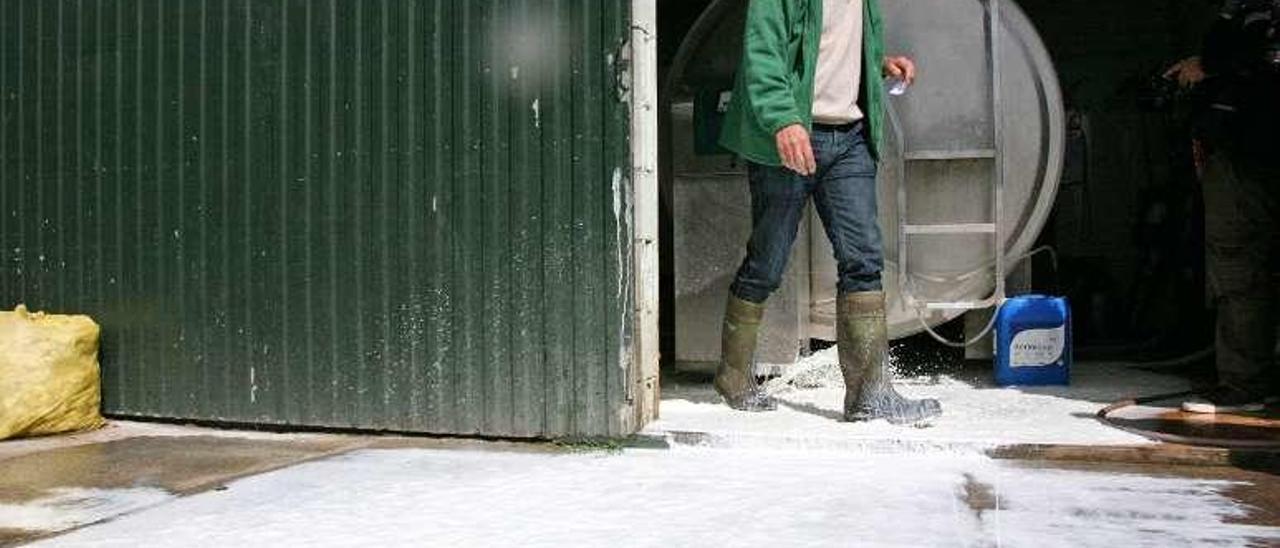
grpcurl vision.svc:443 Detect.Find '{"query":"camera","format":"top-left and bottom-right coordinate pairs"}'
top-left (1140, 73), bottom-right (1191, 112)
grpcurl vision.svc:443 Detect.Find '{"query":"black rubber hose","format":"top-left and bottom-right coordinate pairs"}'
top-left (1124, 346), bottom-right (1214, 370)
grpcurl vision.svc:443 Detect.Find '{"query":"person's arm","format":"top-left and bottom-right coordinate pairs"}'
top-left (1165, 4), bottom-right (1245, 87)
top-left (743, 0), bottom-right (802, 137)
top-left (741, 0), bottom-right (814, 175)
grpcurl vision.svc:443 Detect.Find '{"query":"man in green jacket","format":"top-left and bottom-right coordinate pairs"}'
top-left (713, 0), bottom-right (943, 425)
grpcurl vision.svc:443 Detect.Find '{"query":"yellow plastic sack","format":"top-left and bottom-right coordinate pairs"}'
top-left (0, 304), bottom-right (105, 440)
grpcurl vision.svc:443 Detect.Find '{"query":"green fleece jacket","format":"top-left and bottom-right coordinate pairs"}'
top-left (718, 0), bottom-right (887, 163)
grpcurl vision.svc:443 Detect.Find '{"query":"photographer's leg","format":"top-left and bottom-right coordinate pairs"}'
top-left (1186, 152), bottom-right (1277, 413)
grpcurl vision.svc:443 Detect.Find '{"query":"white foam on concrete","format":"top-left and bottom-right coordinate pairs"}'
top-left (0, 487), bottom-right (173, 533)
top-left (32, 448), bottom-right (1280, 548)
top-left (653, 353), bottom-right (1191, 450)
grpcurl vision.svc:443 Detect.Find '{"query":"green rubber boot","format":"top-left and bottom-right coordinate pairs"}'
top-left (838, 291), bottom-right (941, 425)
top-left (713, 294), bottom-right (776, 412)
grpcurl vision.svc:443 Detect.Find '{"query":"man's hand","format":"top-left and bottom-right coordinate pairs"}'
top-left (776, 124), bottom-right (815, 176)
top-left (1164, 56), bottom-right (1206, 88)
top-left (883, 56), bottom-right (917, 85)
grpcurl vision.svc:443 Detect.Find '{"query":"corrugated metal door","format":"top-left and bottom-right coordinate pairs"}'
top-left (0, 0), bottom-right (641, 437)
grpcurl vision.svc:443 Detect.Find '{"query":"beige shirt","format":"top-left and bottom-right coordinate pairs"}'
top-left (812, 0), bottom-right (865, 124)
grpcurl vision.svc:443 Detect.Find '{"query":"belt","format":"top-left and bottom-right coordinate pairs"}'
top-left (812, 120), bottom-right (862, 133)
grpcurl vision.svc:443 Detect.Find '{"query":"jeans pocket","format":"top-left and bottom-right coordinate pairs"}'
top-left (844, 133), bottom-right (878, 177)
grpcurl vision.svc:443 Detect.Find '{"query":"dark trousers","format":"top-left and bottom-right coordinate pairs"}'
top-left (1202, 150), bottom-right (1280, 395)
top-left (730, 122), bottom-right (883, 303)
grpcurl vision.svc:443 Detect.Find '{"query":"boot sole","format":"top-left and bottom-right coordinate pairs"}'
top-left (714, 386), bottom-right (777, 413)
top-left (844, 409), bottom-right (942, 426)
top-left (844, 415), bottom-right (939, 427)
top-left (724, 400), bottom-right (777, 412)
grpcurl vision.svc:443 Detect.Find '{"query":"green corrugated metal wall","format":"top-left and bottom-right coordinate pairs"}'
top-left (0, 0), bottom-right (639, 437)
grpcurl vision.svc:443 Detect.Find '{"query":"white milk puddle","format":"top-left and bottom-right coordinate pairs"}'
top-left (32, 448), bottom-right (1280, 548)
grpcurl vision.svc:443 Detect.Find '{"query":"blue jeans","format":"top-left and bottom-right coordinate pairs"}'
top-left (730, 122), bottom-right (884, 303)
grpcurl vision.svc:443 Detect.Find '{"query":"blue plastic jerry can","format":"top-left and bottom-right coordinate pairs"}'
top-left (994, 295), bottom-right (1071, 387)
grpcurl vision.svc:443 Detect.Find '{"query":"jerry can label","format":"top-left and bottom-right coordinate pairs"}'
top-left (1009, 325), bottom-right (1066, 368)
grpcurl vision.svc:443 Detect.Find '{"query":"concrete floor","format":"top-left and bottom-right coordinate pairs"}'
top-left (648, 359), bottom-right (1196, 452)
top-left (3, 359), bottom-right (1279, 546)
top-left (16, 447), bottom-right (1280, 547)
top-left (0, 422), bottom-right (544, 546)
top-left (2, 422), bottom-right (1279, 546)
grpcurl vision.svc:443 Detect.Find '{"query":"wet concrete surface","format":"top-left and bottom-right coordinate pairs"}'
top-left (1009, 458), bottom-right (1280, 529)
top-left (0, 436), bottom-right (355, 500)
top-left (5, 418), bottom-right (1280, 546)
top-left (0, 421), bottom-right (580, 546)
top-left (0, 419), bottom-right (560, 542)
top-left (27, 448), bottom-right (1280, 547)
top-left (0, 433), bottom-right (363, 546)
top-left (1103, 402), bottom-right (1280, 448)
